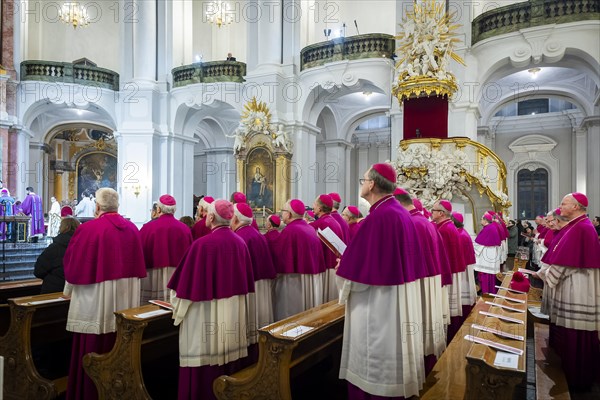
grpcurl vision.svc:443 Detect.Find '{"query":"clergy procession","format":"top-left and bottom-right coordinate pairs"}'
top-left (1, 0), bottom-right (599, 398)
top-left (2, 161), bottom-right (597, 400)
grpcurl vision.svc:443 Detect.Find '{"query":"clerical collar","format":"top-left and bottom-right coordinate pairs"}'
top-left (369, 195), bottom-right (394, 212)
top-left (211, 225), bottom-right (230, 232)
top-left (437, 218), bottom-right (452, 228)
top-left (552, 213), bottom-right (587, 252)
top-left (234, 224), bottom-right (251, 232)
top-left (98, 211), bottom-right (119, 218)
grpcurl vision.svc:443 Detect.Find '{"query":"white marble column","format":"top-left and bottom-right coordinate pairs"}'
top-left (583, 116), bottom-right (600, 216)
top-left (356, 144), bottom-right (370, 178)
top-left (133, 0), bottom-right (157, 82)
top-left (318, 139), bottom-right (353, 201)
top-left (257, 0), bottom-right (283, 66)
top-left (448, 103), bottom-right (480, 140)
top-left (377, 142), bottom-right (390, 163)
top-left (114, 131), bottom-right (154, 226)
top-left (282, 0), bottom-right (301, 67)
top-left (170, 134), bottom-right (198, 218)
top-left (290, 123), bottom-right (319, 200)
top-left (572, 127), bottom-right (587, 195)
top-left (203, 148), bottom-right (236, 200)
top-left (26, 141), bottom-right (46, 197)
top-left (12, 127), bottom-right (32, 197)
top-left (390, 102), bottom-right (403, 161)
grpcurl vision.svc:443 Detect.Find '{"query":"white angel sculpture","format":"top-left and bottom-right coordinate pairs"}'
top-left (226, 124), bottom-right (247, 153)
top-left (272, 124), bottom-right (289, 151)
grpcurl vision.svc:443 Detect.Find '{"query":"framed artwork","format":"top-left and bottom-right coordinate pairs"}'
top-left (245, 147), bottom-right (275, 211)
top-left (76, 152), bottom-right (117, 199)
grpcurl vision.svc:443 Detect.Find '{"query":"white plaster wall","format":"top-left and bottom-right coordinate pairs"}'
top-left (299, 0), bottom-right (396, 48)
top-left (23, 1), bottom-right (121, 73)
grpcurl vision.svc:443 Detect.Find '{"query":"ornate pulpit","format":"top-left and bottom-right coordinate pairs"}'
top-left (392, 0), bottom-right (465, 139)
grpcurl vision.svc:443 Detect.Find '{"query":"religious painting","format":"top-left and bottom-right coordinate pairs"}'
top-left (245, 147), bottom-right (274, 211)
top-left (76, 152), bottom-right (117, 200)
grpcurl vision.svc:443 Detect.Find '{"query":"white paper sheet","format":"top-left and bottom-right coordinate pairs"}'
top-left (317, 227), bottom-right (347, 256)
top-left (494, 351), bottom-right (519, 368)
top-left (26, 297), bottom-right (69, 306)
top-left (134, 309), bottom-right (171, 319)
top-left (281, 325), bottom-right (314, 338)
top-left (485, 301), bottom-right (526, 313)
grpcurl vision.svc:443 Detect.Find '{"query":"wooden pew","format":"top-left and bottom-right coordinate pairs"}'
top-left (0, 292), bottom-right (71, 400)
top-left (0, 279), bottom-right (43, 336)
top-left (83, 304), bottom-right (179, 399)
top-left (419, 299), bottom-right (492, 399)
top-left (214, 300), bottom-right (345, 400)
top-left (0, 278), bottom-right (43, 303)
top-left (464, 273), bottom-right (528, 400)
top-left (533, 323), bottom-right (570, 400)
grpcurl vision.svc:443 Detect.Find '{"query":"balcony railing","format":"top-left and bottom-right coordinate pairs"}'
top-left (21, 61), bottom-right (119, 91)
top-left (172, 61), bottom-right (246, 88)
top-left (300, 33), bottom-right (395, 71)
top-left (472, 0), bottom-right (599, 45)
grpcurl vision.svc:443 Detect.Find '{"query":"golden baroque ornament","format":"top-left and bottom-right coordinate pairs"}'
top-left (392, 0), bottom-right (465, 102)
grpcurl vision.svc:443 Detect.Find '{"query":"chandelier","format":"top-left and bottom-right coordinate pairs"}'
top-left (205, 1), bottom-right (234, 28)
top-left (59, 2), bottom-right (91, 29)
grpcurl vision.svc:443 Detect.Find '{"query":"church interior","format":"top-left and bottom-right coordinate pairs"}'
top-left (0, 0), bottom-right (599, 399)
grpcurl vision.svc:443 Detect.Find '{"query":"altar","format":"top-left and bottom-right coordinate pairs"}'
top-left (0, 215), bottom-right (30, 243)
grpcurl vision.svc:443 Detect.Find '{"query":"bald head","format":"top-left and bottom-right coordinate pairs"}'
top-left (560, 194), bottom-right (586, 219)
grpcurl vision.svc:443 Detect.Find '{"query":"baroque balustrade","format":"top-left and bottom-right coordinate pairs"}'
top-left (172, 61), bottom-right (246, 88)
top-left (21, 61), bottom-right (119, 91)
top-left (472, 0), bottom-right (599, 45)
top-left (300, 33), bottom-right (396, 71)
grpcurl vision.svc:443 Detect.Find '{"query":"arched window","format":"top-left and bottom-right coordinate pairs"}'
top-left (517, 168), bottom-right (549, 219)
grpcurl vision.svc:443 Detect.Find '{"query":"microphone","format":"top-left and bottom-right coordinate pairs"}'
top-left (354, 20), bottom-right (360, 35)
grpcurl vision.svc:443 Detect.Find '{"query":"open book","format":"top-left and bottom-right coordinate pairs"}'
top-left (317, 227), bottom-right (346, 258)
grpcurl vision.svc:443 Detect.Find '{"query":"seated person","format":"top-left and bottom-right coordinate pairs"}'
top-left (34, 217), bottom-right (81, 294)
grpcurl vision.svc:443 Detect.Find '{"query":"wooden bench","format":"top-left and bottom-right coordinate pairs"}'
top-left (0, 292), bottom-right (71, 400)
top-left (465, 273), bottom-right (528, 400)
top-left (418, 299), bottom-right (492, 399)
top-left (0, 278), bottom-right (43, 303)
top-left (533, 323), bottom-right (570, 400)
top-left (213, 300), bottom-right (345, 400)
top-left (0, 279), bottom-right (44, 336)
top-left (83, 304), bottom-right (179, 399)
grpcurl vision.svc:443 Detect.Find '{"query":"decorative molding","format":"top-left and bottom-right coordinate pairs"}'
top-left (507, 134), bottom-right (560, 217)
top-left (319, 139), bottom-right (354, 148)
top-left (508, 134), bottom-right (557, 153)
top-left (579, 115), bottom-right (600, 129)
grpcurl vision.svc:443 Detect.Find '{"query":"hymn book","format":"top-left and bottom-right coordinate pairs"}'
top-left (317, 227), bottom-right (347, 257)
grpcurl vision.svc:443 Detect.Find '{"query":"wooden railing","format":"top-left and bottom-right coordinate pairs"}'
top-left (172, 61), bottom-right (246, 88)
top-left (300, 33), bottom-right (395, 71)
top-left (472, 0), bottom-right (599, 45)
top-left (21, 61), bottom-right (120, 91)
